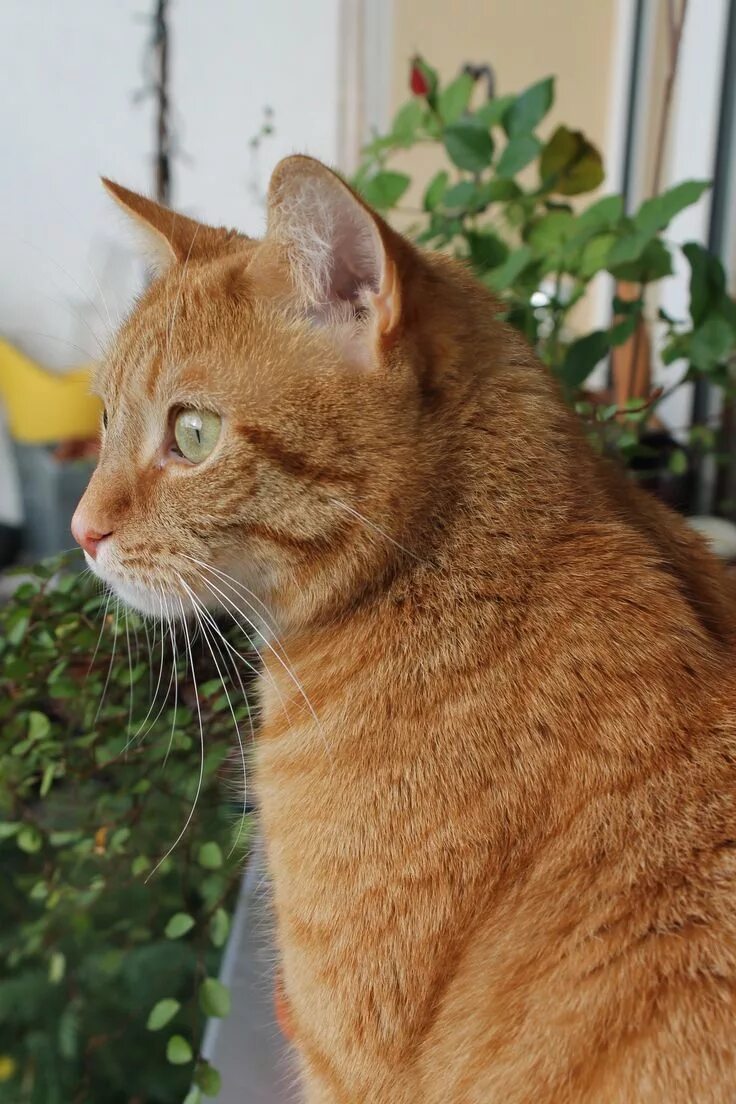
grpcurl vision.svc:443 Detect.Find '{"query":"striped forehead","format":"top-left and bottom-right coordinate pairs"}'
top-left (101, 279), bottom-right (233, 400)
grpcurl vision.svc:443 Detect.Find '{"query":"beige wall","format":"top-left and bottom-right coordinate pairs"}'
top-left (389, 0), bottom-right (619, 188)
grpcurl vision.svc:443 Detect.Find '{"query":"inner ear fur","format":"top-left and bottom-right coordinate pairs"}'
top-left (266, 155), bottom-right (409, 337)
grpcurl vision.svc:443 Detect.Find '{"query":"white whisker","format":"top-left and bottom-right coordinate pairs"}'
top-left (20, 236), bottom-right (111, 339)
top-left (162, 596), bottom-right (180, 768)
top-left (123, 590), bottom-right (170, 751)
top-left (194, 573), bottom-right (299, 732)
top-left (147, 597), bottom-right (205, 880)
top-left (330, 496), bottom-right (423, 561)
top-left (184, 569), bottom-right (292, 725)
top-left (85, 259), bottom-right (117, 335)
top-left (182, 554), bottom-right (280, 637)
top-left (123, 607), bottom-right (134, 751)
top-left (94, 597), bottom-right (119, 726)
top-left (180, 576), bottom-right (249, 858)
top-left (86, 586), bottom-right (111, 681)
top-left (194, 571), bottom-right (330, 758)
top-left (189, 561), bottom-right (319, 726)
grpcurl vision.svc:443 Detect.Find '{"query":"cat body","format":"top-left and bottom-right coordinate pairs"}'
top-left (74, 158), bottom-right (736, 1102)
top-left (256, 333), bottom-right (736, 1104)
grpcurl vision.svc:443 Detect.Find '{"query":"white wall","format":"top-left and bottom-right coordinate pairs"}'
top-left (173, 0), bottom-right (340, 234)
top-left (653, 0), bottom-right (730, 433)
top-left (0, 3), bottom-right (152, 371)
top-left (0, 0), bottom-right (341, 525)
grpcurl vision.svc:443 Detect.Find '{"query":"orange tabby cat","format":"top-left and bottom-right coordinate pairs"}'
top-left (73, 156), bottom-right (736, 1102)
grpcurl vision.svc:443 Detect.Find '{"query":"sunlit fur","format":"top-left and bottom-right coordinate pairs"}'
top-left (76, 158), bottom-right (736, 1102)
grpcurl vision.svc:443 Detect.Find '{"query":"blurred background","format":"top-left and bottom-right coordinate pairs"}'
top-left (1, 3), bottom-right (736, 1103)
top-left (0, 0), bottom-right (735, 565)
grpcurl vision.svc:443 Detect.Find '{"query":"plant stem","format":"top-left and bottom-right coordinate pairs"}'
top-left (651, 0), bottom-right (690, 196)
top-left (625, 0), bottom-right (689, 405)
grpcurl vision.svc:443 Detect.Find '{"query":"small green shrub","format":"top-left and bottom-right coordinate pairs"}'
top-left (0, 557), bottom-right (252, 1104)
top-left (354, 58), bottom-right (736, 469)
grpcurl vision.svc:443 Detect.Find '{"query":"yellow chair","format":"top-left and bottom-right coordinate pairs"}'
top-left (0, 338), bottom-right (101, 444)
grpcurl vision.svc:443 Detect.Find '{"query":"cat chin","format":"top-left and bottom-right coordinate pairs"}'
top-left (85, 553), bottom-right (180, 620)
top-left (108, 578), bottom-right (175, 619)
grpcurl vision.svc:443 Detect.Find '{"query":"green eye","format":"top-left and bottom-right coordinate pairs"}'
top-left (173, 409), bottom-right (222, 463)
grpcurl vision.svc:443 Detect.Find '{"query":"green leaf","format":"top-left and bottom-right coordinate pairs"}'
top-left (17, 826), bottom-right (42, 854)
top-left (199, 977), bottom-right (231, 1018)
top-left (682, 241), bottom-right (727, 326)
top-left (608, 238), bottom-right (672, 282)
top-left (504, 77), bottom-right (554, 136)
top-left (606, 229), bottom-right (649, 268)
top-left (539, 126), bottom-right (604, 195)
top-left (484, 245), bottom-right (534, 292)
top-left (476, 178), bottom-right (522, 204)
top-left (423, 170), bottom-right (449, 211)
top-left (360, 171), bottom-right (411, 210)
top-left (58, 1003), bottom-right (80, 1060)
top-left (183, 1090), bottom-right (202, 1104)
top-left (467, 231), bottom-right (509, 273)
top-left (27, 711), bottom-right (51, 741)
top-left (39, 763), bottom-right (55, 797)
top-left (527, 211), bottom-right (575, 258)
top-left (165, 912), bottom-right (196, 939)
top-left (442, 181), bottom-right (478, 210)
top-left (474, 95), bottom-right (515, 129)
top-left (561, 330), bottom-right (610, 388)
top-left (147, 998), bottom-right (181, 1031)
top-left (574, 195), bottom-right (624, 234)
top-left (391, 98), bottom-right (425, 144)
top-left (210, 907), bottom-right (230, 949)
top-left (199, 678), bottom-right (223, 699)
top-left (438, 72), bottom-right (474, 124)
top-left (609, 312), bottom-right (641, 346)
top-left (689, 315), bottom-right (735, 371)
top-left (579, 232), bottom-right (617, 277)
top-left (7, 612), bottom-right (29, 647)
top-left (497, 134), bottom-right (541, 177)
top-left (166, 1034), bottom-right (193, 1065)
top-left (443, 119), bottom-right (494, 172)
top-left (669, 449), bottom-right (688, 475)
top-left (198, 841), bottom-right (223, 869)
top-left (195, 1061), bottom-right (222, 1097)
top-left (131, 855), bottom-right (151, 877)
top-left (634, 180), bottom-right (710, 236)
top-left (54, 572), bottom-right (78, 594)
top-left (48, 951), bottom-right (66, 984)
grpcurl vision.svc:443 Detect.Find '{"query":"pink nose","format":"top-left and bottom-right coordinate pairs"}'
top-left (71, 509), bottom-right (112, 560)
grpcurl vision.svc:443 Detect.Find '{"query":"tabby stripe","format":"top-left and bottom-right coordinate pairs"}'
top-left (241, 521), bottom-right (331, 552)
top-left (236, 422), bottom-right (356, 486)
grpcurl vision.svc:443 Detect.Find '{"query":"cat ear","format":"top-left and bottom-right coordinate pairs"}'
top-left (101, 179), bottom-right (211, 274)
top-left (266, 156), bottom-right (402, 337)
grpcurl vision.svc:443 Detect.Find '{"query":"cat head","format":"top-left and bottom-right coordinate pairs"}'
top-left (71, 156), bottom-right (467, 628)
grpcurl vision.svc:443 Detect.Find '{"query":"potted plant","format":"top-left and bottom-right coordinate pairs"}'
top-left (0, 557), bottom-right (252, 1103)
top-left (353, 58), bottom-right (736, 506)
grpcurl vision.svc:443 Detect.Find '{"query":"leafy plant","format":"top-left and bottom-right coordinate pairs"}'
top-left (354, 58), bottom-right (736, 473)
top-left (0, 556), bottom-right (253, 1104)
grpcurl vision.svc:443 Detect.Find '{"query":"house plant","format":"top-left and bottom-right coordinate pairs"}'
top-left (0, 556), bottom-right (252, 1103)
top-left (353, 58), bottom-right (736, 496)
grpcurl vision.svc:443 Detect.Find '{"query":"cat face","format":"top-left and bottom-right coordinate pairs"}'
top-left (72, 158), bottom-right (426, 627)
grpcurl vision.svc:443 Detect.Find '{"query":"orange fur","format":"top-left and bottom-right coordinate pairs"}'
top-left (76, 158), bottom-right (736, 1102)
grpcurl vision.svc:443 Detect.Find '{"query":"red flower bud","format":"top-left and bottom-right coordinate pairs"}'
top-left (410, 58), bottom-right (430, 97)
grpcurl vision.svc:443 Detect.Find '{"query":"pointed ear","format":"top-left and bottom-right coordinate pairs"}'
top-left (266, 156), bottom-right (403, 337)
top-left (101, 179), bottom-right (218, 274)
